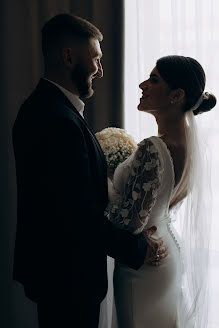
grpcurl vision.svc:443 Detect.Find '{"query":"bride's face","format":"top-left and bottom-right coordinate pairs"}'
top-left (138, 67), bottom-right (172, 114)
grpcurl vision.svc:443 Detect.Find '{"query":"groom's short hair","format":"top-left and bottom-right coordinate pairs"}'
top-left (41, 13), bottom-right (103, 60)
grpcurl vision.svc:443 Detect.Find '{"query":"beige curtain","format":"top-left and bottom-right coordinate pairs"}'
top-left (0, 1), bottom-right (124, 327)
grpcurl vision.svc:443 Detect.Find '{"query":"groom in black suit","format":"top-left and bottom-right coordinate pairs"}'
top-left (12, 14), bottom-right (167, 327)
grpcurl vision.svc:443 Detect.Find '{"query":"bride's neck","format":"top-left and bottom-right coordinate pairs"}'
top-left (156, 114), bottom-right (186, 143)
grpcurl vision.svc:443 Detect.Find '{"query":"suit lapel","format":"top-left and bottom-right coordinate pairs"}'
top-left (84, 121), bottom-right (107, 165)
top-left (36, 79), bottom-right (107, 166)
top-left (59, 86), bottom-right (106, 165)
top-left (63, 96), bottom-right (106, 165)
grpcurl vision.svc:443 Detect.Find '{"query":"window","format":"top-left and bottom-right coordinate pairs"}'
top-left (125, 1), bottom-right (219, 326)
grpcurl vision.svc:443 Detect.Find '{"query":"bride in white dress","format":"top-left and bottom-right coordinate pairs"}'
top-left (106, 56), bottom-right (216, 328)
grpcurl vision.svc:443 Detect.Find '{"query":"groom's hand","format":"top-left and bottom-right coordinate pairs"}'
top-left (142, 226), bottom-right (168, 266)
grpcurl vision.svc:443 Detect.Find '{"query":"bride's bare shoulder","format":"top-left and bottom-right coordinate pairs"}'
top-left (160, 136), bottom-right (186, 185)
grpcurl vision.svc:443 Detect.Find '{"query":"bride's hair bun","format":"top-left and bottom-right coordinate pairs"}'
top-left (193, 92), bottom-right (217, 116)
top-left (156, 56), bottom-right (217, 116)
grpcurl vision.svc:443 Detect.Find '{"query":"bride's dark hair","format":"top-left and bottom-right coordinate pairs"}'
top-left (156, 55), bottom-right (216, 115)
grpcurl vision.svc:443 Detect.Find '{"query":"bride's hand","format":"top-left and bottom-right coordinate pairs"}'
top-left (143, 226), bottom-right (168, 266)
top-left (107, 167), bottom-right (115, 181)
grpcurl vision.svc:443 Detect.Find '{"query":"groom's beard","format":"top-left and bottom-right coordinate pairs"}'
top-left (71, 60), bottom-right (94, 98)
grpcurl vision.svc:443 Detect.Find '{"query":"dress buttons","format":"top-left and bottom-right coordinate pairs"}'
top-left (167, 222), bottom-right (180, 250)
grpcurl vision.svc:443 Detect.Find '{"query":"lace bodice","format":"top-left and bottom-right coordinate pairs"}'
top-left (108, 136), bottom-right (175, 234)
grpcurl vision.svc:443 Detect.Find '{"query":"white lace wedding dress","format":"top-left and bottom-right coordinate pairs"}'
top-left (108, 136), bottom-right (183, 328)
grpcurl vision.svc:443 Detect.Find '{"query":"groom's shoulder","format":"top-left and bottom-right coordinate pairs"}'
top-left (17, 79), bottom-right (82, 124)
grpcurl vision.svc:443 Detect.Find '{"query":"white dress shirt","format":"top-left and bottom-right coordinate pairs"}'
top-left (43, 78), bottom-right (85, 118)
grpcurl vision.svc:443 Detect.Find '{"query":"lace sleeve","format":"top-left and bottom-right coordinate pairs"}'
top-left (109, 138), bottom-right (163, 235)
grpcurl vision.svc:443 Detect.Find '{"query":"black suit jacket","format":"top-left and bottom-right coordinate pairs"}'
top-left (12, 79), bottom-right (147, 304)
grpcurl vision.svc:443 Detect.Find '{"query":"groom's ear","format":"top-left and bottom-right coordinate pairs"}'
top-left (62, 48), bottom-right (76, 69)
top-left (170, 88), bottom-right (185, 105)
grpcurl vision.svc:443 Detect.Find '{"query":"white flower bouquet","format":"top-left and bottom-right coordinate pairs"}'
top-left (95, 127), bottom-right (137, 170)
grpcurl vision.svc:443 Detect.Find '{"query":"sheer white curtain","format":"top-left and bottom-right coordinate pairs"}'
top-left (124, 1), bottom-right (219, 327)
